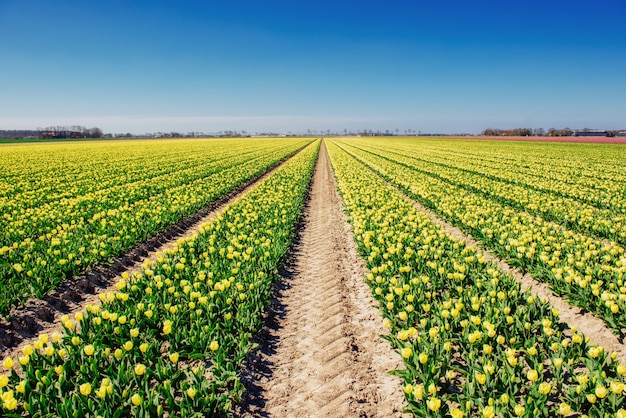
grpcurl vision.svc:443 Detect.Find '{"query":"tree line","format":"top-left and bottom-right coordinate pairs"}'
top-left (482, 127), bottom-right (624, 137)
top-left (0, 126), bottom-right (103, 139)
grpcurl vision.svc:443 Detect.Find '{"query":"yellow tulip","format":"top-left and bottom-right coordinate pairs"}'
top-left (611, 381), bottom-right (625, 394)
top-left (426, 397), bottom-right (441, 412)
top-left (482, 406), bottom-right (495, 418)
top-left (559, 403), bottom-right (572, 416)
top-left (2, 357), bottom-right (14, 370)
top-left (131, 393), bottom-right (142, 406)
top-left (80, 383), bottom-right (92, 396)
top-left (527, 369), bottom-right (539, 382)
top-left (16, 380), bottom-right (26, 394)
top-left (475, 372), bottom-right (487, 385)
top-left (538, 382), bottom-right (551, 395)
top-left (2, 396), bottom-right (17, 411)
top-left (401, 347), bottom-right (412, 359)
top-left (134, 364), bottom-right (146, 376)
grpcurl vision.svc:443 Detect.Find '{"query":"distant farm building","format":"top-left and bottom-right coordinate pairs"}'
top-left (40, 130), bottom-right (86, 139)
top-left (573, 130), bottom-right (608, 137)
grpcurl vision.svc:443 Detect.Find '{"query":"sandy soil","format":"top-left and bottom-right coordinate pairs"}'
top-left (237, 142), bottom-right (407, 418)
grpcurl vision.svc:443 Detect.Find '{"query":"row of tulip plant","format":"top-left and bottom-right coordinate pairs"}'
top-left (1, 139), bottom-right (278, 211)
top-left (326, 139), bottom-right (626, 417)
top-left (346, 139), bottom-right (626, 246)
top-left (0, 138), bottom-right (312, 317)
top-left (370, 138), bottom-right (626, 214)
top-left (0, 140), bottom-right (319, 416)
top-left (333, 139), bottom-right (626, 334)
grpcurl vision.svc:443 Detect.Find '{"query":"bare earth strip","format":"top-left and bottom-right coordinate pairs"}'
top-left (0, 146), bottom-right (306, 359)
top-left (237, 142), bottom-right (407, 418)
top-left (396, 189), bottom-right (626, 364)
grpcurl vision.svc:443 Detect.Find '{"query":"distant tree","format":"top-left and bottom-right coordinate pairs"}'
top-left (87, 127), bottom-right (103, 138)
top-left (482, 128), bottom-right (502, 136)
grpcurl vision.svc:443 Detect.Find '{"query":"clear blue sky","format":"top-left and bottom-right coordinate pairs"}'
top-left (1, 0), bottom-right (625, 134)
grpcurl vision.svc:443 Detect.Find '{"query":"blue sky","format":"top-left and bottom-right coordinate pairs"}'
top-left (1, 0), bottom-right (625, 134)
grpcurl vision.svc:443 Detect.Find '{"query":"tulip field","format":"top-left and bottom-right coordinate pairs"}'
top-left (1, 136), bottom-right (626, 417)
top-left (0, 139), bottom-right (319, 416)
top-left (326, 138), bottom-right (626, 417)
top-left (331, 138), bottom-right (626, 334)
top-left (0, 138), bottom-right (311, 318)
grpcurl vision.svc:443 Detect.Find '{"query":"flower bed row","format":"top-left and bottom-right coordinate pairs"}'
top-left (0, 140), bottom-right (319, 416)
top-left (334, 139), bottom-right (626, 334)
top-left (327, 140), bottom-right (626, 417)
top-left (351, 140), bottom-right (626, 245)
top-left (366, 138), bottom-right (626, 213)
top-left (0, 138), bottom-right (311, 317)
top-left (0, 140), bottom-right (272, 211)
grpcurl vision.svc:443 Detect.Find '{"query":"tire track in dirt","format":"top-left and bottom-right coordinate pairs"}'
top-left (237, 142), bottom-right (407, 417)
top-left (0, 144), bottom-right (311, 359)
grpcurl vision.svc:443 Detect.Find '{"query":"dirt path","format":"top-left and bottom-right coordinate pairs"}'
top-left (238, 142), bottom-right (407, 417)
top-left (0, 148), bottom-right (304, 359)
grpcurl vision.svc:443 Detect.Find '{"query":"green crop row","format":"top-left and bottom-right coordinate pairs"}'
top-left (0, 138), bottom-right (312, 317)
top-left (368, 138), bottom-right (626, 213)
top-left (327, 139), bottom-right (626, 418)
top-left (348, 139), bottom-right (626, 245)
top-left (0, 140), bottom-right (319, 416)
top-left (334, 139), bottom-right (626, 333)
top-left (0, 140), bottom-right (273, 210)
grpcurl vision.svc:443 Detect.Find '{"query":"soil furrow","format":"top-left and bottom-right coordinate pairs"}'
top-left (237, 141), bottom-right (406, 417)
